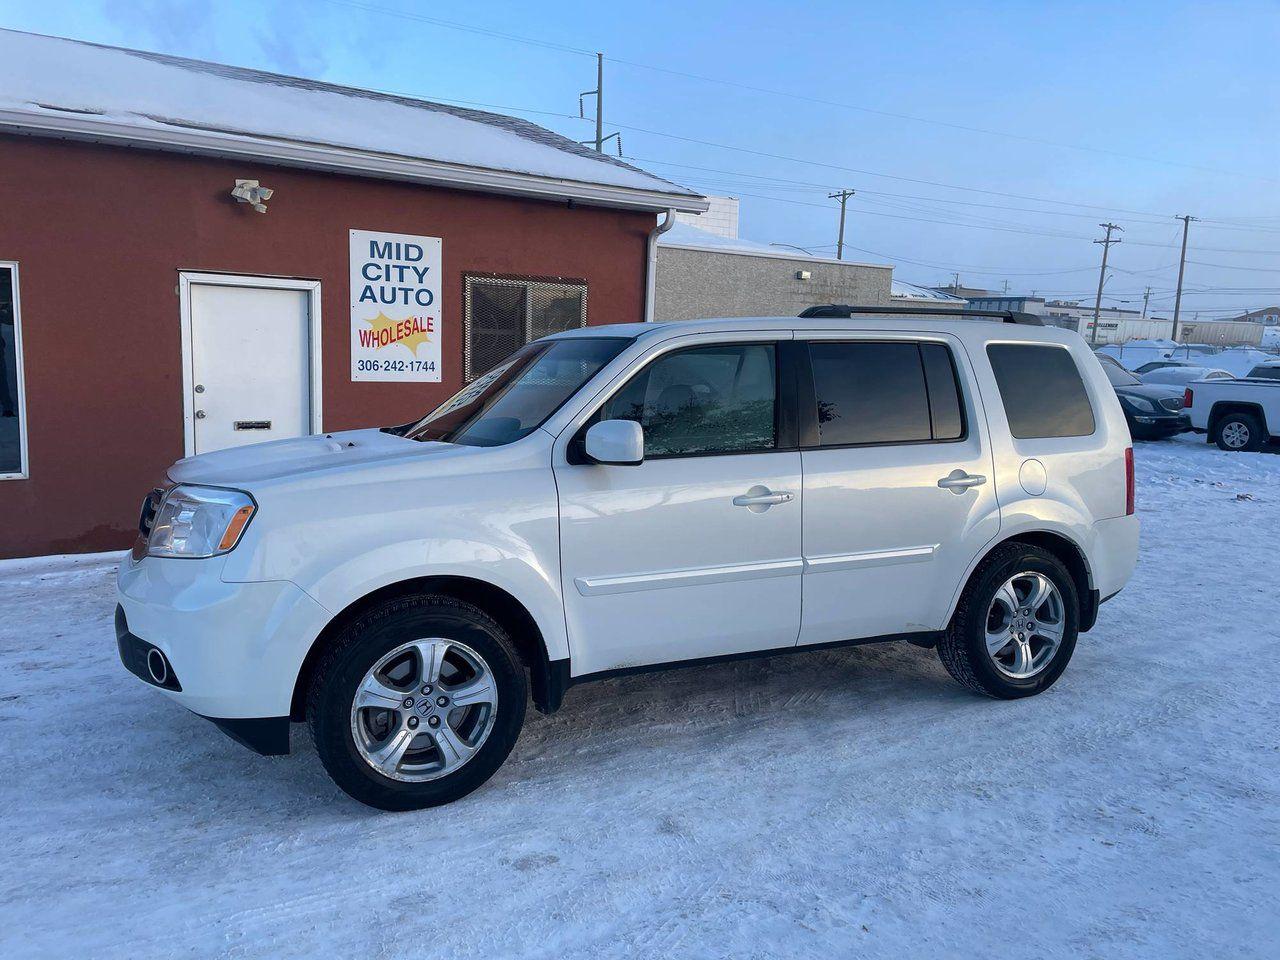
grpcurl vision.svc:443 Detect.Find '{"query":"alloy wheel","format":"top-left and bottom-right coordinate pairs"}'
top-left (984, 572), bottom-right (1066, 680)
top-left (350, 638), bottom-right (498, 782)
top-left (1222, 421), bottom-right (1250, 449)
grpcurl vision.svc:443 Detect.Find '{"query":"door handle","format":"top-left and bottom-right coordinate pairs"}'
top-left (937, 470), bottom-right (986, 490)
top-left (733, 490), bottom-right (794, 507)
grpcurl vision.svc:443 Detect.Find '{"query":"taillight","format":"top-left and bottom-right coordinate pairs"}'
top-left (1183, 387), bottom-right (1193, 408)
top-left (1125, 447), bottom-right (1135, 515)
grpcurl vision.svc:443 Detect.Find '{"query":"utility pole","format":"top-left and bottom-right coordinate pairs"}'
top-left (952, 272), bottom-right (961, 294)
top-left (1142, 286), bottom-right (1152, 319)
top-left (1002, 279), bottom-right (1010, 294)
top-left (1090, 223), bottom-right (1123, 344)
top-left (579, 53), bottom-right (622, 154)
top-left (1171, 215), bottom-right (1197, 343)
top-left (828, 189), bottom-right (855, 260)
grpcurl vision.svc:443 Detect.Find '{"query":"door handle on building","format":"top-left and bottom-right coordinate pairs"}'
top-left (937, 471), bottom-right (986, 490)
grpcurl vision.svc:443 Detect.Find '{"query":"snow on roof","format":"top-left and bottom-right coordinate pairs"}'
top-left (0, 29), bottom-right (705, 211)
top-left (658, 221), bottom-right (782, 254)
top-left (658, 221), bottom-right (888, 268)
top-left (891, 279), bottom-right (965, 302)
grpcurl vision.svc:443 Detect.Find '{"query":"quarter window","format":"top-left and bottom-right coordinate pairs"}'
top-left (987, 343), bottom-right (1096, 439)
top-left (808, 341), bottom-right (965, 446)
top-left (598, 343), bottom-right (777, 457)
top-left (463, 275), bottom-right (587, 381)
top-left (0, 263), bottom-right (25, 479)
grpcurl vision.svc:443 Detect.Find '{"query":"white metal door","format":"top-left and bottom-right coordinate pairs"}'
top-left (187, 282), bottom-right (313, 454)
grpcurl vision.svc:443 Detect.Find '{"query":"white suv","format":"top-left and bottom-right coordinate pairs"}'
top-left (116, 308), bottom-right (1139, 810)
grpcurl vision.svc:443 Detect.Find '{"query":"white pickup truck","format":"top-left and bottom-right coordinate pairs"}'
top-left (1184, 364), bottom-right (1280, 451)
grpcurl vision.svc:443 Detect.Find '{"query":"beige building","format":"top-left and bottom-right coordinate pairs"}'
top-left (655, 220), bottom-right (892, 320)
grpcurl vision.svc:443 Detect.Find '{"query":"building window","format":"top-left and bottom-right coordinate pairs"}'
top-left (463, 275), bottom-right (588, 380)
top-left (0, 263), bottom-right (26, 479)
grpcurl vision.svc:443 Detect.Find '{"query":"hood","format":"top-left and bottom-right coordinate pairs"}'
top-left (1114, 383), bottom-right (1183, 402)
top-left (167, 429), bottom-right (467, 487)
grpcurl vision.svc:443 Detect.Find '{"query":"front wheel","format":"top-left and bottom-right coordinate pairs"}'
top-left (307, 595), bottom-right (527, 811)
top-left (938, 544), bottom-right (1079, 699)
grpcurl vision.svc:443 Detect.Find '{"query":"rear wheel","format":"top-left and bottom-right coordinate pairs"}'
top-left (1214, 411), bottom-right (1263, 452)
top-left (938, 544), bottom-right (1079, 699)
top-left (307, 595), bottom-right (527, 811)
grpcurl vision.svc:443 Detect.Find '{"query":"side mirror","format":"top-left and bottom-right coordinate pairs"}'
top-left (583, 419), bottom-right (644, 465)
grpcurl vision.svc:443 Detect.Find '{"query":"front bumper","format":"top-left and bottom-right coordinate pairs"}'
top-left (115, 556), bottom-right (332, 753)
top-left (115, 606), bottom-right (292, 755)
top-left (1128, 411), bottom-right (1190, 436)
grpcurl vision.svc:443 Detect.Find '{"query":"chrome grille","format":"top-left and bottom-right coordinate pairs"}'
top-left (1159, 397), bottom-right (1184, 412)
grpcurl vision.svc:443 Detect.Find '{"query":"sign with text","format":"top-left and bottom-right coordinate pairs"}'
top-left (349, 229), bottom-right (442, 382)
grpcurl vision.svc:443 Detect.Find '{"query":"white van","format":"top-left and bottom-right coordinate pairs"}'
top-left (116, 307), bottom-right (1139, 810)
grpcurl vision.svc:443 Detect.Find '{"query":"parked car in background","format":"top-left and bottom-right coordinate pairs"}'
top-left (1184, 374), bottom-right (1280, 451)
top-left (1098, 357), bottom-right (1189, 439)
top-left (1133, 359), bottom-right (1193, 375)
top-left (1244, 360), bottom-right (1280, 381)
top-left (1140, 366), bottom-right (1234, 386)
top-left (116, 309), bottom-right (1139, 810)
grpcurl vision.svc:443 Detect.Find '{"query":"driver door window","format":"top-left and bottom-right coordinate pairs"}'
top-left (598, 343), bottom-right (777, 457)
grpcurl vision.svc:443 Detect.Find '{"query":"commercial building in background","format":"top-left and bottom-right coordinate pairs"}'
top-left (889, 280), bottom-right (966, 310)
top-left (655, 220), bottom-right (892, 320)
top-left (674, 195), bottom-right (741, 240)
top-left (0, 29), bottom-right (705, 558)
top-left (960, 292), bottom-right (1184, 345)
top-left (1222, 306), bottom-right (1280, 326)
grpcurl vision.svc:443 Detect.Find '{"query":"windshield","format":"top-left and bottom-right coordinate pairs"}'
top-left (1103, 363), bottom-right (1141, 386)
top-left (397, 337), bottom-right (631, 446)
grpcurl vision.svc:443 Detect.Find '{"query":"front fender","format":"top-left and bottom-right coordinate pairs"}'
top-left (299, 536), bottom-right (569, 663)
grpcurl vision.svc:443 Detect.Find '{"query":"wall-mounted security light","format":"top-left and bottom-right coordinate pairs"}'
top-left (231, 179), bottom-right (274, 213)
top-left (796, 270), bottom-right (812, 281)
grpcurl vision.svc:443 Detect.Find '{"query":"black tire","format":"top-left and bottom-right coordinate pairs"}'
top-left (1213, 411), bottom-right (1264, 452)
top-left (937, 543), bottom-right (1079, 699)
top-left (307, 594), bottom-right (527, 811)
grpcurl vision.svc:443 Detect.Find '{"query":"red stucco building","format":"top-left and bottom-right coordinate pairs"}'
top-left (0, 30), bottom-right (704, 558)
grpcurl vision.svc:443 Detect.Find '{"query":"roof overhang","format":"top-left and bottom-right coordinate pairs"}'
top-left (0, 108), bottom-right (709, 214)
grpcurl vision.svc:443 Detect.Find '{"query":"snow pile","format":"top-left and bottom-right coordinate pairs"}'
top-left (1, 438), bottom-right (1278, 959)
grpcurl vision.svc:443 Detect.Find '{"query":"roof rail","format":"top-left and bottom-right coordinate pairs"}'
top-left (798, 304), bottom-right (1044, 325)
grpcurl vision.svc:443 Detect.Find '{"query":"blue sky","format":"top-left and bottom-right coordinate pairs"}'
top-left (3, 0), bottom-right (1279, 315)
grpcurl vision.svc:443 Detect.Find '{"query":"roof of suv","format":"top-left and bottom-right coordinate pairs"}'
top-left (552, 315), bottom-right (1074, 344)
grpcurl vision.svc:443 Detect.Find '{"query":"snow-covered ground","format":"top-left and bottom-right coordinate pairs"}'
top-left (1, 436), bottom-right (1278, 959)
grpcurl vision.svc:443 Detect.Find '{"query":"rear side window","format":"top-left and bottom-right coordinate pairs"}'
top-left (920, 343), bottom-right (964, 441)
top-left (807, 341), bottom-right (966, 446)
top-left (986, 344), bottom-right (1096, 439)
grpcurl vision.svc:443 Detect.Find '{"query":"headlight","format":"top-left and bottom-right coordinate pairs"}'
top-left (1123, 396), bottom-right (1158, 414)
top-left (148, 485), bottom-right (256, 559)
